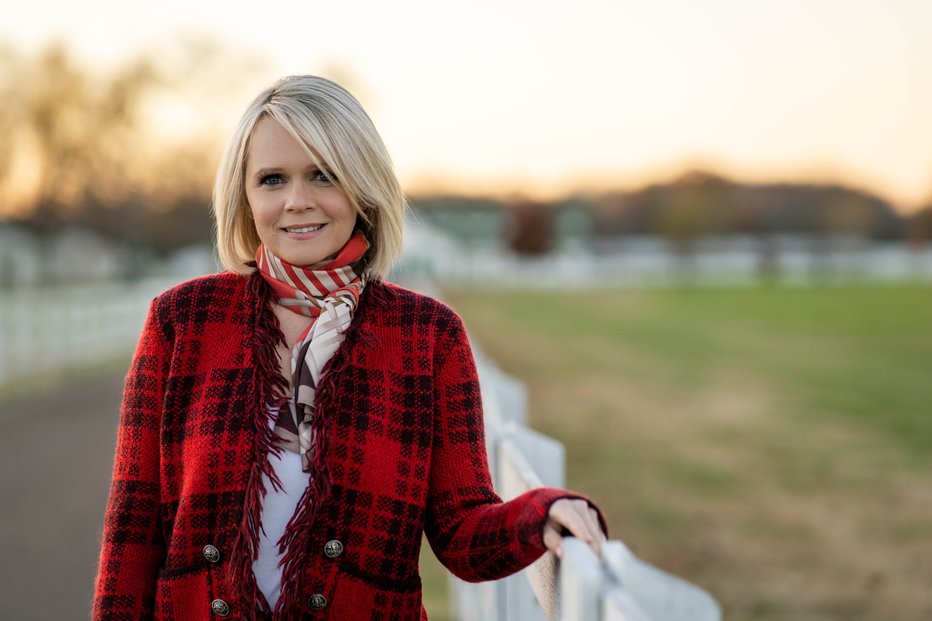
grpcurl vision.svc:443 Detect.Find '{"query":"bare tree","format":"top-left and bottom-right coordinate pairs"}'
top-left (0, 39), bottom-right (265, 257)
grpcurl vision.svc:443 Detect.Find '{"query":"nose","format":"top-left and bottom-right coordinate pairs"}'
top-left (285, 181), bottom-right (316, 212)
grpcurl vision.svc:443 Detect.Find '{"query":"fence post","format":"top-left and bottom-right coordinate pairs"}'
top-left (556, 538), bottom-right (602, 621)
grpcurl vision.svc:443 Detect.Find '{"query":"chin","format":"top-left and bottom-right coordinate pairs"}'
top-left (271, 244), bottom-right (328, 266)
top-left (286, 251), bottom-right (337, 267)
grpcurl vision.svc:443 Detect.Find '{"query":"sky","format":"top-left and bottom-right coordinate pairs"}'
top-left (5, 0), bottom-right (932, 211)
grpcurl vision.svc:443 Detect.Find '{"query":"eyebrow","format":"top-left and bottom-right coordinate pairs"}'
top-left (251, 167), bottom-right (282, 179)
top-left (250, 164), bottom-right (329, 178)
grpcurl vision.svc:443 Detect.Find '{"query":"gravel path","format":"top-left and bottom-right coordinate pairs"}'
top-left (0, 373), bottom-right (125, 620)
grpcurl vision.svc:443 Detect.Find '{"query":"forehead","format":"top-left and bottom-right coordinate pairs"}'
top-left (246, 116), bottom-right (321, 168)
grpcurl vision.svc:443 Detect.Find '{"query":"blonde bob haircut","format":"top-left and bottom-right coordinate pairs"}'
top-left (213, 75), bottom-right (406, 278)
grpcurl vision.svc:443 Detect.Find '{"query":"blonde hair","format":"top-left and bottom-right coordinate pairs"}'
top-left (213, 75), bottom-right (406, 278)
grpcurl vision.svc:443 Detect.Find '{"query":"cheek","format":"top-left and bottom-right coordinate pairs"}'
top-left (243, 191), bottom-right (256, 218)
top-left (338, 201), bottom-right (358, 228)
top-left (245, 195), bottom-right (270, 224)
top-left (246, 206), bottom-right (275, 244)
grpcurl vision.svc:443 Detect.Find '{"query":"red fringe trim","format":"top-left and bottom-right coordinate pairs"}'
top-left (273, 279), bottom-right (389, 619)
top-left (228, 273), bottom-right (289, 619)
top-left (227, 276), bottom-right (391, 620)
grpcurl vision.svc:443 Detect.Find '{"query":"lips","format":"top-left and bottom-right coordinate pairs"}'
top-left (283, 224), bottom-right (325, 233)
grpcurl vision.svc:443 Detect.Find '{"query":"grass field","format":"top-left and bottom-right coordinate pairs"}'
top-left (418, 283), bottom-right (932, 621)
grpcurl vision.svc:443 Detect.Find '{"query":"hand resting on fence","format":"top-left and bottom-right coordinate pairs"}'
top-left (543, 497), bottom-right (607, 560)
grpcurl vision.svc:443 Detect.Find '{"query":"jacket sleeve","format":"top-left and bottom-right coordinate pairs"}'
top-left (423, 308), bottom-right (605, 582)
top-left (93, 296), bottom-right (171, 619)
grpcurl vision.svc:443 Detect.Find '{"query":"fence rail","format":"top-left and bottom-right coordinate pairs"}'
top-left (462, 344), bottom-right (722, 621)
top-left (0, 277), bottom-right (180, 392)
top-left (1, 272), bottom-right (722, 620)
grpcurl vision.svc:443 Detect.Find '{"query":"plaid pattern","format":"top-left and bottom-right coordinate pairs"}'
top-left (94, 272), bottom-right (598, 621)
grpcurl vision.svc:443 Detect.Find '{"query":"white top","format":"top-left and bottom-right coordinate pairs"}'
top-left (252, 409), bottom-right (310, 609)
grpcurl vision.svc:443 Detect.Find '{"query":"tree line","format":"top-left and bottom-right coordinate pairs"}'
top-left (413, 171), bottom-right (932, 256)
top-left (0, 40), bottom-right (262, 255)
top-left (1, 43), bottom-right (930, 258)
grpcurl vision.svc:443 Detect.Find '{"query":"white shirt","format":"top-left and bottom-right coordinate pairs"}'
top-left (252, 408), bottom-right (310, 609)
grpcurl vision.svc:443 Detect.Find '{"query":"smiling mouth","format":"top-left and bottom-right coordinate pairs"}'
top-left (283, 224), bottom-right (325, 233)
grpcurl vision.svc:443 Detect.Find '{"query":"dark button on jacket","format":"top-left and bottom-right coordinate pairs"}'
top-left (308, 594), bottom-right (328, 610)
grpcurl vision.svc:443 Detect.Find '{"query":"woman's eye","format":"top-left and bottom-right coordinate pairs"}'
top-left (259, 173), bottom-right (284, 186)
top-left (313, 170), bottom-right (336, 184)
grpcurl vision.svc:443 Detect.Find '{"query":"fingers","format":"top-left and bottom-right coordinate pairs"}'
top-left (542, 521), bottom-right (564, 558)
top-left (589, 507), bottom-right (604, 541)
top-left (545, 498), bottom-right (606, 559)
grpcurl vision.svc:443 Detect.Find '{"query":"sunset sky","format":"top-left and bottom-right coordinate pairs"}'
top-left (5, 0), bottom-right (932, 211)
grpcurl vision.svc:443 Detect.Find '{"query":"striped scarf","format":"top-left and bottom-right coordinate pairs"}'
top-left (255, 231), bottom-right (368, 472)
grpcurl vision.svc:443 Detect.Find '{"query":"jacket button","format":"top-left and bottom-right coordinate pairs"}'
top-left (323, 539), bottom-right (344, 559)
top-left (211, 599), bottom-right (230, 616)
top-left (203, 544), bottom-right (221, 563)
top-left (308, 594), bottom-right (328, 610)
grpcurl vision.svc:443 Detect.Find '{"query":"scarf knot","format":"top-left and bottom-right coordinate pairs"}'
top-left (254, 231), bottom-right (368, 471)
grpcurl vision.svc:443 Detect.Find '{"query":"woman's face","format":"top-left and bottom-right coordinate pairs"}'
top-left (245, 116), bottom-right (357, 266)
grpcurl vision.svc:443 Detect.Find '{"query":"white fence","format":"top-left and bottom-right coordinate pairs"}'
top-left (402, 219), bottom-right (932, 288)
top-left (0, 272), bottom-right (722, 621)
top-left (459, 345), bottom-right (722, 621)
top-left (0, 277), bottom-right (180, 391)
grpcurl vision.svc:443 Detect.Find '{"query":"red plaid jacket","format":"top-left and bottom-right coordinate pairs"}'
top-left (94, 272), bottom-right (599, 620)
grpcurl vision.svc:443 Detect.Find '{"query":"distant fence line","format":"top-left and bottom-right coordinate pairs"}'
top-left (401, 222), bottom-right (932, 288)
top-left (0, 276), bottom-right (179, 392)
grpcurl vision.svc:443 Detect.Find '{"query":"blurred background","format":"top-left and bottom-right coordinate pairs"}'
top-left (1, 1), bottom-right (930, 620)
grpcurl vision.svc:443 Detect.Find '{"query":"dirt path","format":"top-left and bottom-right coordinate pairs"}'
top-left (0, 374), bottom-right (124, 620)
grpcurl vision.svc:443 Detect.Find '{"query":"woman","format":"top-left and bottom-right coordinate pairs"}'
top-left (94, 75), bottom-right (606, 620)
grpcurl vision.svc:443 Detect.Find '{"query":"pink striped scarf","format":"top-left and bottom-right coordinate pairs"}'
top-left (255, 231), bottom-right (368, 471)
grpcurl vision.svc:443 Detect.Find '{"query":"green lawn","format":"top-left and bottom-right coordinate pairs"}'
top-left (427, 283), bottom-right (932, 621)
